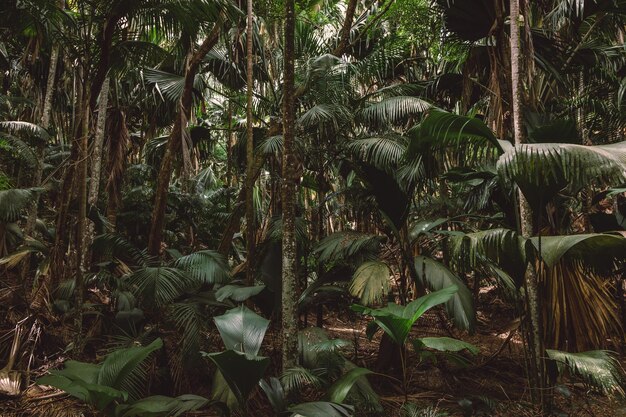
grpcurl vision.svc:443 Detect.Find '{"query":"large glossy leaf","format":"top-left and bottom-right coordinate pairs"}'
top-left (352, 286), bottom-right (458, 345)
top-left (215, 284), bottom-right (265, 302)
top-left (547, 349), bottom-right (625, 396)
top-left (206, 350), bottom-right (270, 406)
top-left (529, 233), bottom-right (626, 269)
top-left (349, 261), bottom-right (391, 306)
top-left (415, 337), bottom-right (479, 354)
top-left (213, 305), bottom-right (270, 355)
top-left (37, 374), bottom-right (127, 411)
top-left (414, 257), bottom-right (475, 332)
top-left (327, 367), bottom-right (374, 403)
top-left (288, 401), bottom-right (354, 417)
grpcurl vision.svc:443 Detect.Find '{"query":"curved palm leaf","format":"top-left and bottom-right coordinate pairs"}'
top-left (358, 96), bottom-right (431, 125)
top-left (314, 231), bottom-right (383, 264)
top-left (547, 349), bottom-right (625, 396)
top-left (414, 256), bottom-right (475, 332)
top-left (497, 142), bottom-right (626, 209)
top-left (173, 250), bottom-right (229, 284)
top-left (127, 267), bottom-right (191, 307)
top-left (0, 188), bottom-right (42, 222)
top-left (348, 261), bottom-right (391, 306)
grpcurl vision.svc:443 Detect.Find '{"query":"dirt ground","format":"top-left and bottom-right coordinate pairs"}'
top-left (3, 286), bottom-right (626, 417)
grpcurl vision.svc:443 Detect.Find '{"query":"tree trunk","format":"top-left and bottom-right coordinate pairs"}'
top-left (148, 20), bottom-right (224, 257)
top-left (281, 0), bottom-right (299, 371)
top-left (21, 43), bottom-right (59, 286)
top-left (74, 90), bottom-right (90, 351)
top-left (245, 0), bottom-right (256, 285)
top-left (83, 76), bottom-right (110, 267)
top-left (510, 0), bottom-right (547, 409)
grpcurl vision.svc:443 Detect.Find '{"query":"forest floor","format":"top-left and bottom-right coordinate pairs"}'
top-left (3, 287), bottom-right (626, 416)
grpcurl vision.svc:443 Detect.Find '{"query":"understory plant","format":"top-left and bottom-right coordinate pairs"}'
top-left (352, 285), bottom-right (478, 400)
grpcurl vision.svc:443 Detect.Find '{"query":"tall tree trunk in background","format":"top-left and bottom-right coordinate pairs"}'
top-left (281, 0), bottom-right (299, 371)
top-left (510, 0), bottom-right (547, 409)
top-left (148, 20), bottom-right (224, 257)
top-left (83, 76), bottom-right (109, 267)
top-left (75, 91), bottom-right (90, 350)
top-left (21, 43), bottom-right (59, 285)
top-left (245, 0), bottom-right (256, 284)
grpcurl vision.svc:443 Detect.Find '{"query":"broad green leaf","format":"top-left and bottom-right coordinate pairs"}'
top-left (530, 233), bottom-right (626, 269)
top-left (206, 350), bottom-right (270, 406)
top-left (213, 305), bottom-right (270, 355)
top-left (288, 401), bottom-right (354, 417)
top-left (215, 284), bottom-right (265, 302)
top-left (414, 257), bottom-right (475, 331)
top-left (328, 367), bottom-right (374, 403)
top-left (415, 337), bottom-right (479, 354)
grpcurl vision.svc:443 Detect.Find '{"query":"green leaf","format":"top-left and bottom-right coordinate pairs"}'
top-left (352, 286), bottom-right (458, 346)
top-left (497, 142), bottom-right (626, 210)
top-left (546, 349), bottom-right (625, 396)
top-left (414, 256), bottom-right (475, 332)
top-left (529, 233), bottom-right (626, 269)
top-left (173, 250), bottom-right (229, 284)
top-left (349, 261), bottom-right (391, 306)
top-left (215, 284), bottom-right (265, 302)
top-left (288, 401), bottom-right (354, 417)
top-left (97, 338), bottom-right (163, 401)
top-left (328, 367), bottom-right (374, 403)
top-left (115, 394), bottom-right (210, 417)
top-left (213, 305), bottom-right (270, 355)
top-left (415, 337), bottom-right (479, 354)
top-left (205, 350), bottom-right (270, 406)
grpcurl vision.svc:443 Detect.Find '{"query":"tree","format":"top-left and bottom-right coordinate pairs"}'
top-left (281, 0), bottom-right (298, 370)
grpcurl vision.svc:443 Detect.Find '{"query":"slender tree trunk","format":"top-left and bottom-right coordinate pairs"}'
top-left (21, 43), bottom-right (59, 286)
top-left (148, 21), bottom-right (224, 257)
top-left (88, 77), bottom-right (110, 212)
top-left (75, 91), bottom-right (90, 350)
top-left (281, 0), bottom-right (299, 371)
top-left (82, 76), bottom-right (110, 267)
top-left (245, 0), bottom-right (256, 284)
top-left (511, 0), bottom-right (547, 409)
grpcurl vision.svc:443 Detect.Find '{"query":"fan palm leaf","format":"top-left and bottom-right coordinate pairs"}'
top-left (497, 142), bottom-right (626, 209)
top-left (547, 349), bottom-right (625, 396)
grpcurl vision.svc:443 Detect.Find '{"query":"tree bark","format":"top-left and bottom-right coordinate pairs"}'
top-left (510, 0), bottom-right (547, 409)
top-left (21, 43), bottom-right (59, 286)
top-left (281, 0), bottom-right (299, 371)
top-left (148, 20), bottom-right (224, 257)
top-left (332, 0), bottom-right (358, 56)
top-left (245, 0), bottom-right (256, 285)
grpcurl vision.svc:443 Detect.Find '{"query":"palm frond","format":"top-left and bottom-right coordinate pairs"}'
top-left (0, 121), bottom-right (50, 141)
top-left (280, 366), bottom-right (325, 392)
top-left (349, 261), bottom-right (391, 306)
top-left (173, 250), bottom-right (229, 285)
top-left (0, 133), bottom-right (38, 166)
top-left (358, 96), bottom-right (431, 125)
top-left (127, 267), bottom-right (191, 307)
top-left (348, 135), bottom-right (407, 173)
top-left (497, 142), bottom-right (626, 208)
top-left (0, 188), bottom-right (42, 222)
top-left (314, 231), bottom-right (383, 264)
top-left (547, 349), bottom-right (625, 396)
